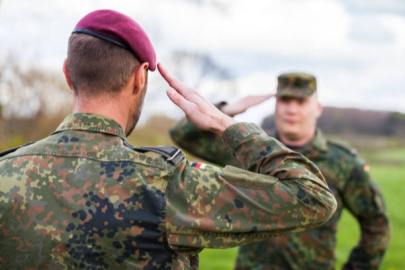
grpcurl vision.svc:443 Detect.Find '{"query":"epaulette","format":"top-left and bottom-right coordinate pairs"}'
top-left (327, 139), bottom-right (357, 156)
top-left (0, 141), bottom-right (36, 158)
top-left (124, 141), bottom-right (185, 165)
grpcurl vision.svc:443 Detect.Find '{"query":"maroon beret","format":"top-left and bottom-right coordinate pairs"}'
top-left (73, 9), bottom-right (156, 71)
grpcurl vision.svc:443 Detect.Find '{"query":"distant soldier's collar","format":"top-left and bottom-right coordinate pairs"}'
top-left (275, 128), bottom-right (329, 155)
top-left (309, 129), bottom-right (329, 153)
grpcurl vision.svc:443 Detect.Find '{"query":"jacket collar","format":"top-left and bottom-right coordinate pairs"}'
top-left (54, 113), bottom-right (126, 140)
top-left (299, 129), bottom-right (329, 154)
top-left (276, 128), bottom-right (328, 156)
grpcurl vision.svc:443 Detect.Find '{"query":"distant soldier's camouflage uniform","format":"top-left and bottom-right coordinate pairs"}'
top-left (0, 113), bottom-right (336, 269)
top-left (169, 73), bottom-right (391, 270)
top-left (170, 121), bottom-right (390, 270)
top-left (235, 132), bottom-right (391, 270)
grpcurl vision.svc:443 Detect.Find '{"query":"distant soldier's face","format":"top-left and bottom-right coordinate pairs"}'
top-left (274, 94), bottom-right (322, 142)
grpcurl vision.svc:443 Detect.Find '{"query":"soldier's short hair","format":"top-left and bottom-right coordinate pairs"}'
top-left (67, 33), bottom-right (140, 97)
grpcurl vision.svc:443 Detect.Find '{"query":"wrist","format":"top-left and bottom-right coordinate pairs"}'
top-left (212, 115), bottom-right (237, 136)
top-left (222, 122), bottom-right (266, 153)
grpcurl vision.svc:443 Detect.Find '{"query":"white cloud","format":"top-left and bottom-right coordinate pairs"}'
top-left (151, 0), bottom-right (352, 59)
top-left (0, 0), bottom-right (403, 119)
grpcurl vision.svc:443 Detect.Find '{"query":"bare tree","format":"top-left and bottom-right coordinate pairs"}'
top-left (0, 57), bottom-right (71, 119)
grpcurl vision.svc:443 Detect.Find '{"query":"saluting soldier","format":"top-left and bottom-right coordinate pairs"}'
top-left (170, 72), bottom-right (391, 270)
top-left (0, 10), bottom-right (336, 270)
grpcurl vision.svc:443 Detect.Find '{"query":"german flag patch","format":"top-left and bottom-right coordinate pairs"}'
top-left (191, 162), bottom-right (207, 169)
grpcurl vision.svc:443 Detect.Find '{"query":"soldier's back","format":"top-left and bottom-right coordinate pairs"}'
top-left (0, 116), bottom-right (180, 269)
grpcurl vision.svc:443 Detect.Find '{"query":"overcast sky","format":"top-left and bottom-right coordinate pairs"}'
top-left (0, 0), bottom-right (404, 124)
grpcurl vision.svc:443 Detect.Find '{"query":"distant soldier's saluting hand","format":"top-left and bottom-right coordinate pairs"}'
top-left (220, 94), bottom-right (276, 117)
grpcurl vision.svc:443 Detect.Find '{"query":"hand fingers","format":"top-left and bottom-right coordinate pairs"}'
top-left (158, 62), bottom-right (188, 91)
top-left (258, 94), bottom-right (276, 100)
top-left (250, 94), bottom-right (276, 104)
top-left (166, 87), bottom-right (194, 115)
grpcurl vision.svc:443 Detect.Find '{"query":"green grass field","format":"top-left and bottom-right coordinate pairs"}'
top-left (199, 148), bottom-right (405, 270)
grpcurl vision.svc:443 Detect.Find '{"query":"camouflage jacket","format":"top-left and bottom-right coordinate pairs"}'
top-left (169, 120), bottom-right (390, 270)
top-left (0, 113), bottom-right (336, 270)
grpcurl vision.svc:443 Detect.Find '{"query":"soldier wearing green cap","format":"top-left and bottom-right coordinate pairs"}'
top-left (170, 72), bottom-right (391, 269)
top-left (276, 72), bottom-right (317, 98)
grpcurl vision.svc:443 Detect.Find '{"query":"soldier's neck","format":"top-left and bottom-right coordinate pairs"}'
top-left (72, 91), bottom-right (129, 131)
top-left (279, 130), bottom-right (316, 148)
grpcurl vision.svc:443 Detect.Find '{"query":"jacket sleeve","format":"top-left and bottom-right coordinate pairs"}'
top-left (170, 118), bottom-right (242, 167)
top-left (164, 122), bottom-right (337, 250)
top-left (342, 159), bottom-right (391, 270)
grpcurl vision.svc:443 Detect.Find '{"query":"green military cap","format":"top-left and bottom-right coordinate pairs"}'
top-left (277, 72), bottom-right (317, 98)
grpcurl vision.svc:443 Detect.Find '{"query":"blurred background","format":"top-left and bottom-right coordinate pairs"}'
top-left (0, 0), bottom-right (404, 269)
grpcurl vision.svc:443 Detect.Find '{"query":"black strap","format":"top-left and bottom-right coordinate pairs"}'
top-left (124, 141), bottom-right (185, 165)
top-left (72, 28), bottom-right (131, 51)
top-left (0, 140), bottom-right (186, 166)
top-left (0, 141), bottom-right (36, 158)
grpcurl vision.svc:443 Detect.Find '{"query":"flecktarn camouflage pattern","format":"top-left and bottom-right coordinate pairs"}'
top-left (169, 121), bottom-right (390, 270)
top-left (235, 131), bottom-right (390, 270)
top-left (0, 113), bottom-right (336, 269)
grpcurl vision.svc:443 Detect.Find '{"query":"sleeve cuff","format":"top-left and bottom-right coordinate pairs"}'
top-left (221, 122), bottom-right (267, 153)
top-left (215, 101), bottom-right (228, 110)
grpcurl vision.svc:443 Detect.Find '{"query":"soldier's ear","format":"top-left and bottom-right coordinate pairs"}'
top-left (316, 101), bottom-right (323, 118)
top-left (133, 62), bottom-right (149, 95)
top-left (63, 59), bottom-right (73, 90)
